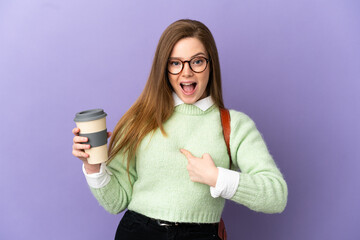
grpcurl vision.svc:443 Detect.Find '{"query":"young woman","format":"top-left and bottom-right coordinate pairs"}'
top-left (72, 19), bottom-right (288, 240)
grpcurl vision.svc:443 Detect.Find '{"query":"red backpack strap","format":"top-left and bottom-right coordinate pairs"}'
top-left (219, 108), bottom-right (230, 240)
top-left (218, 218), bottom-right (227, 240)
top-left (220, 108), bottom-right (232, 169)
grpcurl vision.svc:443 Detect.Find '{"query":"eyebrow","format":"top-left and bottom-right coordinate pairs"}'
top-left (169, 52), bottom-right (207, 60)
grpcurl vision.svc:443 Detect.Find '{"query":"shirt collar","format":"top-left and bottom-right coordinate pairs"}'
top-left (172, 92), bottom-right (214, 111)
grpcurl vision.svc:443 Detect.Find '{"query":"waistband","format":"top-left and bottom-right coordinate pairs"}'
top-left (126, 210), bottom-right (219, 229)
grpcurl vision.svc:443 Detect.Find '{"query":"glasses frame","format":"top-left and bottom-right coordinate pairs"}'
top-left (167, 56), bottom-right (210, 75)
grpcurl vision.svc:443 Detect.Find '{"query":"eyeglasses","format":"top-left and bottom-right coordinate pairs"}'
top-left (167, 56), bottom-right (209, 75)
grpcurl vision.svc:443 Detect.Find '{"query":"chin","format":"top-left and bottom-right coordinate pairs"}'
top-left (183, 99), bottom-right (197, 104)
top-left (177, 93), bottom-right (199, 104)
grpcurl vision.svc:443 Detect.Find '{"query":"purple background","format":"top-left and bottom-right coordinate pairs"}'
top-left (0, 0), bottom-right (359, 239)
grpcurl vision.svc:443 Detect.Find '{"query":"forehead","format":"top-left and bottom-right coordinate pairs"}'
top-left (170, 37), bottom-right (207, 59)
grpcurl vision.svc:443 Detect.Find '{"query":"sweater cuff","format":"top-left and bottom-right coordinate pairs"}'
top-left (210, 167), bottom-right (240, 199)
top-left (82, 162), bottom-right (112, 189)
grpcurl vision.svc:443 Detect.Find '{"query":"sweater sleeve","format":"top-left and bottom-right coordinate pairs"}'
top-left (88, 150), bottom-right (137, 215)
top-left (228, 110), bottom-right (288, 214)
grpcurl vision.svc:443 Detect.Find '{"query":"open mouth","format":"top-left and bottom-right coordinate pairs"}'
top-left (180, 82), bottom-right (197, 95)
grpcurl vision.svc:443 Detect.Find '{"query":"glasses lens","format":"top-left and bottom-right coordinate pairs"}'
top-left (168, 60), bottom-right (182, 74)
top-left (190, 57), bottom-right (207, 73)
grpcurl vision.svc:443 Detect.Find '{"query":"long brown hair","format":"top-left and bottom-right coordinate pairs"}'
top-left (107, 19), bottom-right (224, 186)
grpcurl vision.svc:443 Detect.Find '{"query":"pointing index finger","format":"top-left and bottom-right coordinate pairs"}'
top-left (180, 149), bottom-right (194, 159)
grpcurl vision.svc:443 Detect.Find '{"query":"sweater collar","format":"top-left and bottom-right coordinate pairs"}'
top-left (172, 92), bottom-right (214, 111)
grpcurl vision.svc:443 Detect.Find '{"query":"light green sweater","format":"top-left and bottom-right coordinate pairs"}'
top-left (89, 104), bottom-right (288, 223)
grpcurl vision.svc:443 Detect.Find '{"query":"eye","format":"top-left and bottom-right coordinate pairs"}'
top-left (169, 60), bottom-right (181, 66)
top-left (191, 57), bottom-right (204, 65)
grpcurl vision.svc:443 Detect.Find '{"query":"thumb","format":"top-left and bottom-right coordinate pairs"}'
top-left (180, 149), bottom-right (194, 160)
top-left (202, 153), bottom-right (211, 159)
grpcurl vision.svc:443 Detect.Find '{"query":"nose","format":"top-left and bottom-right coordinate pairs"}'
top-left (181, 62), bottom-right (193, 77)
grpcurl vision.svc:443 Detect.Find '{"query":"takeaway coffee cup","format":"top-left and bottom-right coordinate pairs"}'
top-left (74, 109), bottom-right (108, 164)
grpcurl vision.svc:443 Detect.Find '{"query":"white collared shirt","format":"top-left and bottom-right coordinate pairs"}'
top-left (172, 92), bottom-right (215, 111)
top-left (82, 93), bottom-right (239, 199)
